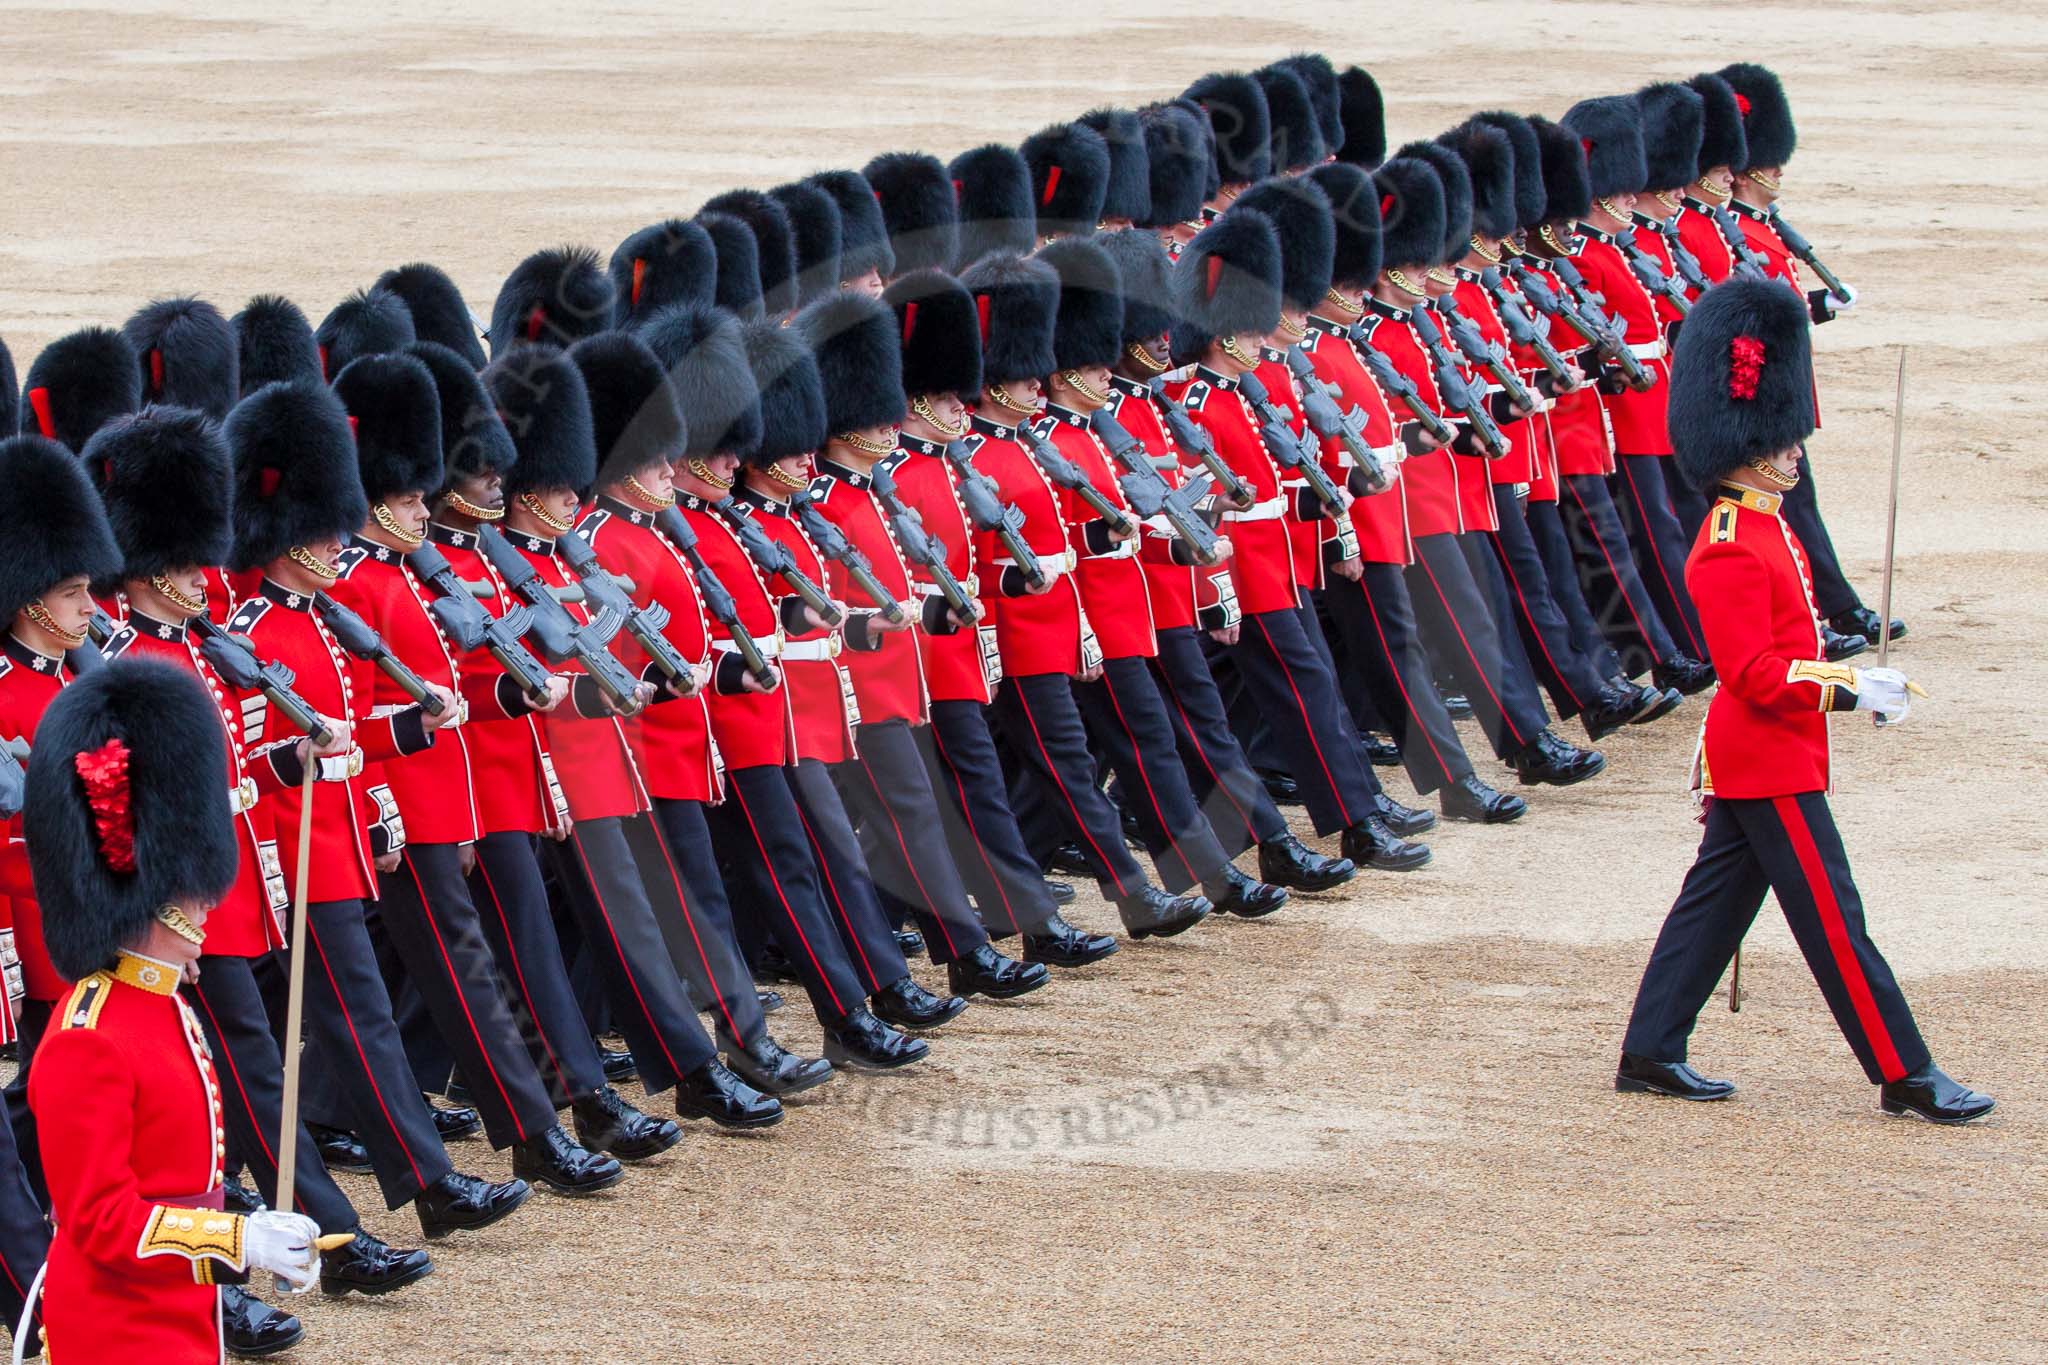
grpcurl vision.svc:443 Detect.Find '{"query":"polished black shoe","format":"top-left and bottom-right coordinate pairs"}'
top-left (674, 1058), bottom-right (784, 1127)
top-left (1202, 864), bottom-right (1289, 919)
top-left (948, 944), bottom-right (1053, 999)
top-left (1822, 626), bottom-right (1869, 663)
top-left (1044, 878), bottom-right (1076, 905)
top-left (1651, 654), bottom-right (1716, 696)
top-left (319, 1229), bottom-right (434, 1297)
top-left (415, 1171), bottom-right (532, 1239)
top-left (1623, 680), bottom-right (1685, 725)
top-left (1438, 689), bottom-right (1474, 719)
top-left (512, 1124), bottom-right (623, 1197)
top-left (718, 1030), bottom-right (835, 1097)
top-left (573, 1085), bottom-right (684, 1160)
top-left (1615, 1052), bottom-right (1735, 1101)
top-left (873, 974), bottom-right (971, 1027)
top-left (1362, 733), bottom-right (1403, 767)
top-left (1439, 774), bottom-right (1527, 824)
top-left (223, 1176), bottom-right (264, 1216)
top-left (223, 1284), bottom-right (303, 1358)
top-left (1580, 682), bottom-right (1641, 742)
top-left (1373, 790), bottom-right (1437, 837)
top-left (752, 943), bottom-right (802, 985)
top-left (756, 989), bottom-right (785, 1014)
top-left (427, 1096), bottom-right (481, 1142)
top-left (1255, 834), bottom-right (1355, 892)
top-left (1044, 841), bottom-right (1095, 877)
top-left (823, 1005), bottom-right (930, 1071)
top-left (1257, 768), bottom-right (1303, 806)
top-left (893, 928), bottom-right (926, 956)
top-left (1022, 913), bottom-right (1119, 966)
top-left (309, 1123), bottom-right (371, 1173)
top-left (1879, 1063), bottom-right (1995, 1125)
top-left (1340, 815), bottom-right (1431, 871)
top-left (1830, 606), bottom-right (1906, 647)
top-left (599, 1044), bottom-right (638, 1083)
top-left (1510, 730), bottom-right (1607, 787)
top-left (1115, 885), bottom-right (1212, 938)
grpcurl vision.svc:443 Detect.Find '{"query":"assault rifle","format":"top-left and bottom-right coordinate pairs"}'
top-left (476, 525), bottom-right (646, 715)
top-left (654, 509), bottom-right (776, 690)
top-left (1148, 383), bottom-right (1256, 509)
top-left (1431, 297), bottom-right (1542, 412)
top-left (1476, 267), bottom-right (1576, 387)
top-left (312, 593), bottom-right (448, 715)
top-left (789, 491), bottom-right (908, 624)
top-left (1280, 349), bottom-right (1390, 495)
top-left (865, 462), bottom-right (981, 625)
top-left (1615, 228), bottom-right (1693, 316)
top-left (1510, 259), bottom-right (1653, 392)
top-left (1019, 422), bottom-right (1134, 536)
top-left (191, 616), bottom-right (332, 745)
top-left (1408, 309), bottom-right (1509, 459)
top-left (558, 528), bottom-right (694, 688)
top-left (1087, 409), bottom-right (1223, 562)
top-left (710, 497), bottom-right (843, 626)
top-left (405, 543), bottom-right (555, 703)
top-left (1234, 370), bottom-right (1349, 517)
top-left (939, 440), bottom-right (1043, 589)
top-left (1765, 205), bottom-right (1853, 304)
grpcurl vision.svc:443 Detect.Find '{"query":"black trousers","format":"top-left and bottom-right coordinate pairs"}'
top-left (1322, 565), bottom-right (1473, 796)
top-left (1148, 625), bottom-right (1289, 852)
top-left (258, 900), bottom-right (453, 1209)
top-left (1622, 792), bottom-right (1930, 1085)
top-left (544, 816), bottom-right (717, 1095)
top-left (645, 799), bottom-right (767, 1047)
top-left (921, 699), bottom-right (1058, 939)
top-left (991, 672), bottom-right (1150, 898)
top-left (1227, 601), bottom-right (1382, 835)
top-left (468, 830), bottom-right (607, 1106)
top-left (1406, 533), bottom-right (1549, 761)
top-left (0, 1075), bottom-right (47, 1343)
top-left (710, 764), bottom-right (872, 1023)
top-left (1526, 498), bottom-right (1624, 680)
top-left (3, 1002), bottom-right (50, 1204)
top-left (1487, 486), bottom-right (1614, 722)
top-left (836, 719), bottom-right (991, 965)
top-left (1668, 474), bottom-right (1708, 545)
top-left (1072, 656), bottom-right (1235, 893)
top-left (1783, 450), bottom-right (1862, 619)
top-left (786, 758), bottom-right (914, 992)
top-left (1559, 471), bottom-right (1680, 677)
top-left (1612, 454), bottom-right (1711, 663)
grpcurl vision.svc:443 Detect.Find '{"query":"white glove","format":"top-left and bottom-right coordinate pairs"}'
top-left (1827, 284), bottom-right (1858, 312)
top-left (1853, 665), bottom-right (1910, 724)
top-left (245, 1209), bottom-right (321, 1294)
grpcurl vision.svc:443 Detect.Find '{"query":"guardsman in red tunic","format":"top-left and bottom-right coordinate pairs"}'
top-left (797, 292), bottom-right (1059, 993)
top-left (221, 378), bottom-right (534, 1235)
top-left (25, 660), bottom-right (328, 1361)
top-left (568, 327), bottom-right (834, 1098)
top-left (89, 404), bottom-right (431, 1325)
top-left (1618, 279), bottom-right (1990, 1124)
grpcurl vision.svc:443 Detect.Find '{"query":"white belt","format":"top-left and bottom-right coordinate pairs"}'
top-left (1080, 538), bottom-right (1137, 562)
top-left (994, 548), bottom-right (1077, 581)
top-left (228, 777), bottom-right (258, 815)
top-left (713, 632), bottom-right (784, 660)
top-left (1628, 339), bottom-right (1667, 361)
top-left (372, 699), bottom-right (466, 729)
top-left (910, 575), bottom-right (979, 599)
top-left (780, 636), bottom-right (842, 662)
top-left (1224, 496), bottom-right (1287, 523)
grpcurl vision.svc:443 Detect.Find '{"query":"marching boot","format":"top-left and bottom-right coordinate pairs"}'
top-left (1202, 864), bottom-right (1289, 919)
top-left (1622, 679), bottom-right (1684, 725)
top-left (872, 974), bottom-right (970, 1028)
top-left (718, 1030), bottom-right (836, 1097)
top-left (1822, 626), bottom-right (1869, 663)
top-left (1257, 769), bottom-right (1303, 805)
top-left (572, 1085), bottom-right (684, 1160)
top-left (1651, 653), bottom-right (1717, 695)
top-left (1361, 733), bottom-right (1403, 767)
top-left (946, 945), bottom-right (1052, 1000)
top-left (425, 1095), bottom-right (481, 1141)
top-left (1022, 912), bottom-right (1119, 966)
top-left (511, 1124), bottom-right (623, 1197)
top-left (1255, 834), bottom-right (1355, 892)
top-left (1615, 1052), bottom-right (1735, 1101)
top-left (1439, 774), bottom-right (1526, 824)
top-left (1509, 731), bottom-right (1606, 787)
top-left (674, 1058), bottom-right (784, 1128)
top-left (822, 1004), bottom-right (930, 1071)
top-left (414, 1171), bottom-right (532, 1239)
top-left (1044, 878), bottom-right (1077, 904)
top-left (599, 1044), bottom-right (637, 1083)
top-left (1879, 1064), bottom-right (1995, 1124)
top-left (1340, 815), bottom-right (1431, 871)
top-left (1438, 689), bottom-right (1474, 719)
top-left (223, 1175), bottom-right (263, 1216)
top-left (1829, 606), bottom-right (1906, 647)
top-left (1115, 885), bottom-right (1211, 939)
top-left (308, 1123), bottom-right (371, 1173)
top-left (1373, 790), bottom-right (1437, 837)
top-left (1043, 842), bottom-right (1096, 876)
top-left (756, 989), bottom-right (785, 1013)
top-left (1580, 682), bottom-right (1644, 741)
top-left (319, 1230), bottom-right (434, 1297)
top-left (222, 1285), bottom-right (303, 1358)
top-left (893, 928), bottom-right (926, 956)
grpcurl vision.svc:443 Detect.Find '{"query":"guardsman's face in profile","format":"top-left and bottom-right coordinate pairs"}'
top-left (30, 574), bottom-right (97, 641)
top-left (385, 490), bottom-right (431, 539)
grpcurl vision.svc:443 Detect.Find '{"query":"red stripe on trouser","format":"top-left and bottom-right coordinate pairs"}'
top-left (1617, 459), bottom-right (1708, 658)
top-left (644, 816), bottom-right (746, 1041)
top-left (1414, 551), bottom-right (1526, 748)
top-left (789, 790), bottom-right (885, 991)
top-left (1488, 532), bottom-right (1589, 711)
top-left (569, 832), bottom-right (691, 1081)
top-left (1248, 614), bottom-right (1354, 827)
top-left (1010, 682), bottom-right (1135, 897)
top-left (403, 856), bottom-right (526, 1141)
top-left (472, 854), bottom-right (573, 1099)
top-left (1562, 478), bottom-right (1662, 661)
top-left (189, 983), bottom-right (312, 1219)
top-left (1153, 661), bottom-right (1258, 844)
top-left (727, 776), bottom-right (848, 1016)
top-left (306, 916), bottom-right (428, 1194)
top-left (1354, 582), bottom-right (1456, 783)
top-left (1096, 668), bottom-right (1199, 885)
top-left (927, 721), bottom-right (1024, 933)
top-left (1770, 796), bottom-right (1907, 1081)
top-left (855, 756), bottom-right (961, 958)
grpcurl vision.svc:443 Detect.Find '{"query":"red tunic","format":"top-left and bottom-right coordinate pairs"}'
top-left (1574, 228), bottom-right (1673, 458)
top-left (1449, 275), bottom-right (1544, 490)
top-left (1354, 303), bottom-right (1465, 538)
top-left (1296, 318), bottom-right (1412, 566)
top-left (0, 636), bottom-right (70, 1007)
top-left (728, 490), bottom-right (857, 764)
top-left (806, 456), bottom-right (931, 721)
top-left (1677, 199), bottom-right (1736, 285)
top-left (1524, 254), bottom-right (1616, 479)
top-left (1161, 369), bottom-right (1299, 616)
top-left (964, 414), bottom-right (1092, 678)
top-left (1103, 378), bottom-right (1238, 630)
top-left (675, 494), bottom-right (794, 772)
top-left (1036, 407), bottom-right (1156, 662)
top-left (889, 436), bottom-right (998, 704)
top-left (1249, 351), bottom-right (1330, 591)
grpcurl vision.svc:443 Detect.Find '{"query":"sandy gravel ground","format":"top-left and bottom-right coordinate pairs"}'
top-left (2, 2), bottom-right (2044, 1360)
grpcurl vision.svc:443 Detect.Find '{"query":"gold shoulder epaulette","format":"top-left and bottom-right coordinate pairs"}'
top-left (57, 973), bottom-right (113, 1032)
top-left (1708, 500), bottom-right (1740, 544)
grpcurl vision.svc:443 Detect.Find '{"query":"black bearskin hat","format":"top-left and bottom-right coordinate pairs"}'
top-left (1688, 73), bottom-right (1749, 174)
top-left (737, 321), bottom-right (827, 465)
top-left (1231, 176), bottom-right (1334, 310)
top-left (1169, 209), bottom-right (1282, 366)
top-left (1562, 96), bottom-right (1648, 201)
top-left (696, 211), bottom-right (766, 321)
top-left (797, 292), bottom-right (906, 435)
top-left (1172, 96), bottom-right (1223, 201)
top-left (1441, 121), bottom-right (1518, 242)
top-left (1021, 123), bottom-right (1111, 241)
top-left (1277, 53), bottom-right (1343, 157)
top-left (0, 434), bottom-right (121, 620)
top-left (1138, 103), bottom-right (1210, 229)
top-left (1716, 63), bottom-right (1795, 170)
top-left (1335, 67), bottom-right (1386, 170)
top-left (808, 169), bottom-right (896, 283)
top-left (375, 264), bottom-right (485, 367)
top-left (224, 380), bottom-right (365, 571)
top-left (570, 331), bottom-right (689, 489)
top-left (1077, 108), bottom-right (1151, 225)
top-left (86, 406), bottom-right (234, 586)
top-left (1470, 111), bottom-right (1546, 232)
top-left (1183, 71), bottom-right (1271, 186)
top-left (1530, 116), bottom-right (1593, 224)
top-left (1305, 162), bottom-right (1382, 289)
top-left (1096, 228), bottom-right (1175, 347)
top-left (1373, 156), bottom-right (1449, 270)
top-left (315, 287), bottom-right (415, 381)
top-left (1669, 277), bottom-right (1815, 491)
top-left (333, 351), bottom-right (444, 500)
top-left (122, 298), bottom-right (238, 419)
top-left (490, 246), bottom-right (616, 359)
top-left (1254, 64), bottom-right (1326, 173)
top-left (702, 191), bottom-right (799, 316)
top-left (232, 295), bottom-right (323, 393)
top-left (1038, 236), bottom-right (1124, 372)
top-left (949, 143), bottom-right (1038, 270)
top-left (863, 151), bottom-right (958, 278)
top-left (957, 252), bottom-right (1059, 388)
top-left (609, 219), bottom-right (718, 330)
top-left (22, 328), bottom-right (139, 452)
top-left (404, 340), bottom-right (516, 490)
top-left (1637, 82), bottom-right (1707, 192)
top-left (1395, 141), bottom-right (1472, 265)
top-left (485, 344), bottom-right (596, 497)
top-left (0, 335), bottom-right (15, 437)
top-left (26, 659), bottom-right (239, 981)
top-left (885, 270), bottom-right (983, 401)
top-left (770, 181), bottom-right (844, 305)
top-left (634, 303), bottom-right (763, 460)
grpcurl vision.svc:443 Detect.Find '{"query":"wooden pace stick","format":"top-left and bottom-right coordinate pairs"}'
top-left (1875, 347), bottom-right (1909, 726)
top-left (271, 755), bottom-right (319, 1266)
